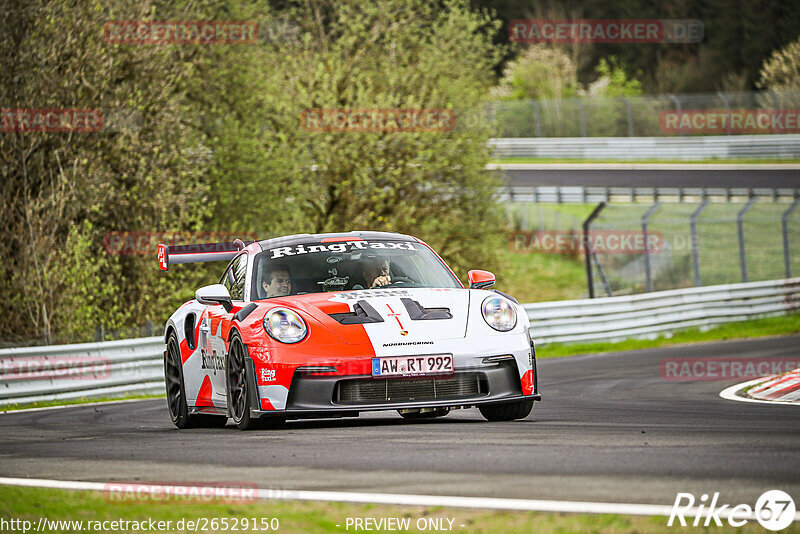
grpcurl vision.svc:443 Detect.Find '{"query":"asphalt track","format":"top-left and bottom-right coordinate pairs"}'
top-left (497, 164), bottom-right (800, 188)
top-left (1, 336), bottom-right (799, 507)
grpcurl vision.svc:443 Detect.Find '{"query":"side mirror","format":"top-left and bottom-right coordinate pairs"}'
top-left (196, 284), bottom-right (233, 312)
top-left (468, 270), bottom-right (495, 290)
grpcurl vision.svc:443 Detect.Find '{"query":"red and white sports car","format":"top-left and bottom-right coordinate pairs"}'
top-left (159, 231), bottom-right (539, 430)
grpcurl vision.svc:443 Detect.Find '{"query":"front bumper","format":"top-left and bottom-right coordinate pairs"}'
top-left (247, 358), bottom-right (540, 419)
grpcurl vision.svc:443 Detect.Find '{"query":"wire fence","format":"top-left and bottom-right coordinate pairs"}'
top-left (591, 201), bottom-right (800, 296)
top-left (508, 199), bottom-right (800, 297)
top-left (491, 90), bottom-right (800, 138)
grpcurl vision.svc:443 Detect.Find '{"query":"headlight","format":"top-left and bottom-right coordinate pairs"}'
top-left (264, 308), bottom-right (307, 343)
top-left (481, 296), bottom-right (517, 332)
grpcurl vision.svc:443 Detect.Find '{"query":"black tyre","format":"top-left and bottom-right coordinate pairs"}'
top-left (398, 408), bottom-right (450, 419)
top-left (226, 332), bottom-right (285, 430)
top-left (165, 333), bottom-right (227, 429)
top-left (478, 399), bottom-right (534, 422)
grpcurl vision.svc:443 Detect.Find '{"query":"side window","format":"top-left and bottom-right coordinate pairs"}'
top-left (221, 254), bottom-right (248, 301)
top-left (230, 254), bottom-right (248, 301)
top-left (221, 263), bottom-right (235, 295)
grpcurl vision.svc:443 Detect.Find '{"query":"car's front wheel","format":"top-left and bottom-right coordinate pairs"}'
top-left (226, 332), bottom-right (285, 430)
top-left (478, 399), bottom-right (534, 421)
top-left (165, 332), bottom-right (227, 429)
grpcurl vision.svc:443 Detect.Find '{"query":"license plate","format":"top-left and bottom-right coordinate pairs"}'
top-left (371, 354), bottom-right (454, 377)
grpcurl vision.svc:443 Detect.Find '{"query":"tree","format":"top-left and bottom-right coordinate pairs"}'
top-left (498, 45), bottom-right (578, 100)
top-left (0, 0), bottom-right (218, 342)
top-left (0, 0), bottom-right (509, 342)
top-left (758, 36), bottom-right (800, 91)
top-left (221, 0), bottom-right (507, 277)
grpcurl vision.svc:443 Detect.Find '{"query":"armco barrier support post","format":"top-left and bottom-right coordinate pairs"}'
top-left (642, 202), bottom-right (661, 292)
top-left (737, 196), bottom-right (758, 283)
top-left (583, 202), bottom-right (606, 298)
top-left (782, 195), bottom-right (800, 278)
top-left (690, 196), bottom-right (710, 286)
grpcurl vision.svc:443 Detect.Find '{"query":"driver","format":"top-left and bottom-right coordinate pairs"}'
top-left (262, 263), bottom-right (292, 297)
top-left (362, 256), bottom-right (391, 289)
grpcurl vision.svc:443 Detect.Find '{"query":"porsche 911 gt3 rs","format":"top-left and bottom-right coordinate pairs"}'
top-left (159, 231), bottom-right (539, 430)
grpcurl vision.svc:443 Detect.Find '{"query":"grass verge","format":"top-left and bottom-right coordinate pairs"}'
top-left (0, 394), bottom-right (164, 413)
top-left (537, 313), bottom-right (800, 358)
top-left (498, 246), bottom-right (587, 303)
top-left (2, 485), bottom-right (789, 534)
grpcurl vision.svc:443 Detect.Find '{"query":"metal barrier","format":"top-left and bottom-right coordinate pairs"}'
top-left (490, 91), bottom-right (800, 138)
top-left (526, 278), bottom-right (800, 345)
top-left (499, 186), bottom-right (800, 204)
top-left (0, 337), bottom-right (164, 406)
top-left (1, 278), bottom-right (798, 405)
top-left (488, 135), bottom-right (800, 160)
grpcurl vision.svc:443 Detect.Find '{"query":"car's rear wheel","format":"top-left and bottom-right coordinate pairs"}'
top-left (478, 399), bottom-right (534, 422)
top-left (227, 332), bottom-right (285, 430)
top-left (165, 333), bottom-right (227, 429)
top-left (398, 407), bottom-right (450, 419)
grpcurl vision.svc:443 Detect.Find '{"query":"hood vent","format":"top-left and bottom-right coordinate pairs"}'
top-left (329, 300), bottom-right (384, 324)
top-left (401, 298), bottom-right (452, 320)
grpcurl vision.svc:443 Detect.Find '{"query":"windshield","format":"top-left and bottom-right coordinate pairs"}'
top-left (251, 239), bottom-right (461, 299)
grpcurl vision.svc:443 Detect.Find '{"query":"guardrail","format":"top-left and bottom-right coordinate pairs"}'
top-left (1, 278), bottom-right (798, 406)
top-left (489, 135), bottom-right (800, 160)
top-left (526, 278), bottom-right (800, 345)
top-left (0, 337), bottom-right (164, 407)
top-left (498, 185), bottom-right (800, 204)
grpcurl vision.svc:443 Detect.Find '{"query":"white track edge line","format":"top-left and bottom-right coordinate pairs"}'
top-left (1, 476), bottom-right (799, 521)
top-left (0, 397), bottom-right (160, 415)
top-left (719, 378), bottom-right (800, 405)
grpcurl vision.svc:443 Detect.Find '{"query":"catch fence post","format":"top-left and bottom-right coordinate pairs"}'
top-left (529, 100), bottom-right (542, 137)
top-left (619, 96), bottom-right (634, 137)
top-left (690, 195), bottom-right (710, 287)
top-left (583, 202), bottom-right (606, 298)
top-left (573, 97), bottom-right (587, 137)
top-left (782, 194), bottom-right (800, 278)
top-left (668, 94), bottom-right (682, 136)
top-left (642, 202), bottom-right (661, 292)
top-left (737, 196), bottom-right (758, 282)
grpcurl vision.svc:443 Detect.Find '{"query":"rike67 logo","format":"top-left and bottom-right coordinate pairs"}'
top-left (668, 490), bottom-right (796, 531)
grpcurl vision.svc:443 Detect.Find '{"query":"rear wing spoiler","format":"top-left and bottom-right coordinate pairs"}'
top-left (157, 239), bottom-right (251, 271)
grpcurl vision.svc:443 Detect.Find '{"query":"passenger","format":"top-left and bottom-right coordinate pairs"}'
top-left (362, 256), bottom-right (392, 288)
